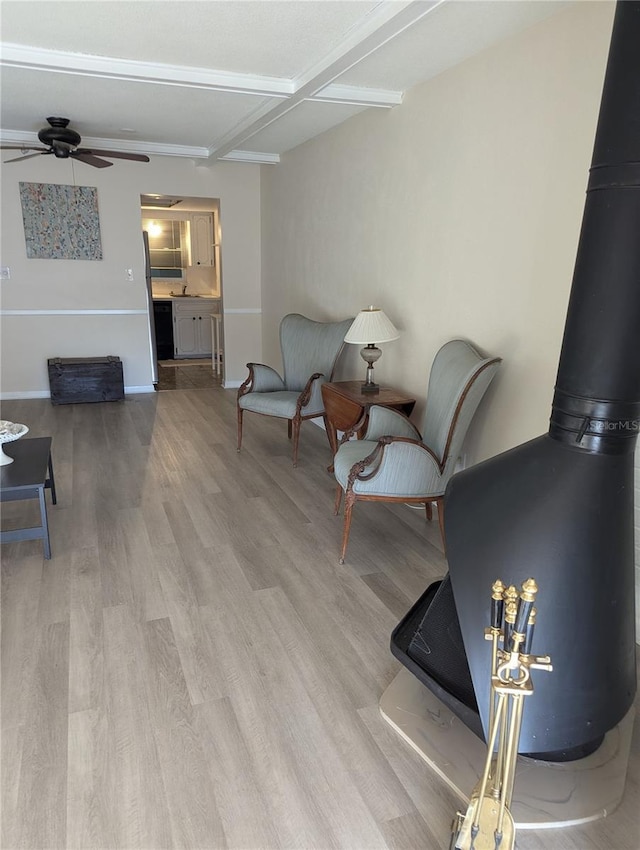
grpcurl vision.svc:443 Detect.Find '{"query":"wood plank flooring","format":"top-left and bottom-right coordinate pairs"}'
top-left (1, 386), bottom-right (638, 849)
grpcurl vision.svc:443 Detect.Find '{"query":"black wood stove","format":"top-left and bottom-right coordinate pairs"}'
top-left (391, 1), bottom-right (640, 762)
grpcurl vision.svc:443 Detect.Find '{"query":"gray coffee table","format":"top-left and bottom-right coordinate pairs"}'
top-left (0, 437), bottom-right (57, 559)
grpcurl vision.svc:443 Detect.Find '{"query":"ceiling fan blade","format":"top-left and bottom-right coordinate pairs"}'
top-left (77, 148), bottom-right (150, 162)
top-left (72, 152), bottom-right (113, 168)
top-left (4, 152), bottom-right (47, 163)
top-left (0, 145), bottom-right (48, 151)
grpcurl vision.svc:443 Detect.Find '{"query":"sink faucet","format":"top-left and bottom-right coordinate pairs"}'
top-left (182, 284), bottom-right (188, 295)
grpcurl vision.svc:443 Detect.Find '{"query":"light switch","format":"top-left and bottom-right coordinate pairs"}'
top-left (125, 268), bottom-right (134, 281)
top-left (0, 267), bottom-right (10, 280)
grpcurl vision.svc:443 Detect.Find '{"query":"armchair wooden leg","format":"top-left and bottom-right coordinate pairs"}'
top-left (292, 417), bottom-right (301, 467)
top-left (425, 502), bottom-right (433, 521)
top-left (237, 407), bottom-right (243, 452)
top-left (436, 496), bottom-right (446, 553)
top-left (287, 420), bottom-right (292, 439)
top-left (324, 414), bottom-right (338, 472)
top-left (339, 491), bottom-right (356, 564)
top-left (334, 485), bottom-right (343, 515)
top-left (323, 414), bottom-right (334, 450)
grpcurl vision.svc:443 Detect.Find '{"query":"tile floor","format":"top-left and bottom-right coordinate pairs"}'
top-left (155, 360), bottom-right (220, 391)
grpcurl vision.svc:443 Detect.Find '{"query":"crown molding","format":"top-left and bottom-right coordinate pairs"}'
top-left (0, 127), bottom-right (278, 165)
top-left (220, 150), bottom-right (280, 164)
top-left (0, 128), bottom-right (209, 159)
top-left (85, 135), bottom-right (210, 159)
top-left (313, 83), bottom-right (402, 108)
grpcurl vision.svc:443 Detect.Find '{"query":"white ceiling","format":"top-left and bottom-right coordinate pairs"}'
top-left (1, 0), bottom-right (570, 166)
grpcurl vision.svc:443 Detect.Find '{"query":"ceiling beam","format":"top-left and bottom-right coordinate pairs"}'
top-left (0, 42), bottom-right (293, 97)
top-left (206, 0), bottom-right (443, 159)
top-left (0, 41), bottom-right (403, 107)
top-left (0, 1), bottom-right (444, 164)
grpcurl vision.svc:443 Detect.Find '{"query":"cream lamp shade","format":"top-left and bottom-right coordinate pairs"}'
top-left (344, 306), bottom-right (399, 393)
top-left (344, 306), bottom-right (400, 345)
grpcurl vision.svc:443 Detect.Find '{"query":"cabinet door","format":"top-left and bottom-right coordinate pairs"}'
top-left (197, 314), bottom-right (213, 355)
top-left (191, 214), bottom-right (213, 266)
top-left (174, 313), bottom-right (199, 357)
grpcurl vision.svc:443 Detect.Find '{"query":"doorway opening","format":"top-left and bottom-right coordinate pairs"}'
top-left (141, 194), bottom-right (224, 390)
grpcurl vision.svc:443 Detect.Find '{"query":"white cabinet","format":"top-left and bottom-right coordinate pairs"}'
top-left (190, 213), bottom-right (214, 267)
top-left (173, 298), bottom-right (218, 358)
top-left (174, 311), bottom-right (200, 357)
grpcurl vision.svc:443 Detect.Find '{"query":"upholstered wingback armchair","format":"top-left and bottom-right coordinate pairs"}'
top-left (333, 339), bottom-right (501, 562)
top-left (237, 313), bottom-right (354, 466)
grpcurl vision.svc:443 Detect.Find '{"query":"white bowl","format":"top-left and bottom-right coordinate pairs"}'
top-left (0, 420), bottom-right (29, 465)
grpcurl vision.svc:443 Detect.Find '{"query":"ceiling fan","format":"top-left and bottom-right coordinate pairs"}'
top-left (1, 117), bottom-right (150, 168)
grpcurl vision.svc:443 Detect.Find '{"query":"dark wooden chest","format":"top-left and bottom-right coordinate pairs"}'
top-left (48, 356), bottom-right (124, 405)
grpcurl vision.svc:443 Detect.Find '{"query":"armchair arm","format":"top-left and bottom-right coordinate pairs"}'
top-left (238, 363), bottom-right (286, 399)
top-left (340, 410), bottom-right (368, 445)
top-left (296, 372), bottom-right (324, 416)
top-left (347, 436), bottom-right (444, 497)
top-left (363, 406), bottom-right (421, 442)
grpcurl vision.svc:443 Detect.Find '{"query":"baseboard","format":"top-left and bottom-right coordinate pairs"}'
top-left (0, 390), bottom-right (51, 400)
top-left (1, 385), bottom-right (155, 400)
top-left (125, 385), bottom-right (155, 394)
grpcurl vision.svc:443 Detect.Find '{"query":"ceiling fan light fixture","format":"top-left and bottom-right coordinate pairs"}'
top-left (38, 117), bottom-right (81, 148)
top-left (52, 143), bottom-right (71, 158)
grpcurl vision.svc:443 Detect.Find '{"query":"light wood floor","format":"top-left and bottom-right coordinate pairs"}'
top-left (1, 386), bottom-right (638, 849)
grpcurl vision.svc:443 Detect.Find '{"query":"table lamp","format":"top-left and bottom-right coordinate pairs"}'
top-left (344, 306), bottom-right (399, 393)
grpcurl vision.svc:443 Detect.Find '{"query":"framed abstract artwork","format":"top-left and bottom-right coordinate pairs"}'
top-left (19, 182), bottom-right (103, 260)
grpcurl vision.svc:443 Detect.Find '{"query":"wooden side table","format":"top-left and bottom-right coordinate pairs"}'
top-left (321, 380), bottom-right (416, 460)
top-left (0, 437), bottom-right (57, 559)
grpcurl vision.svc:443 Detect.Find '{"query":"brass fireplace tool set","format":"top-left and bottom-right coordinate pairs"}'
top-left (450, 578), bottom-right (552, 850)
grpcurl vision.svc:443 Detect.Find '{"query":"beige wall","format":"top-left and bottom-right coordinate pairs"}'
top-left (260, 0), bottom-right (640, 639)
top-left (0, 155), bottom-right (262, 394)
top-left (260, 1), bottom-right (615, 463)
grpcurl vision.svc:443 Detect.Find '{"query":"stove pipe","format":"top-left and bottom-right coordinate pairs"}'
top-left (392, 1), bottom-right (639, 760)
